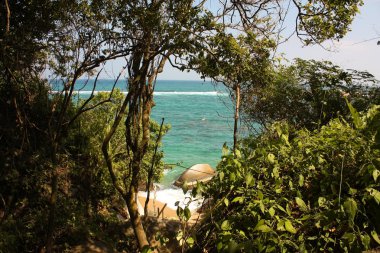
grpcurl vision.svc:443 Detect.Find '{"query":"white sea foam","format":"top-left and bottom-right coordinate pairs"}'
top-left (138, 186), bottom-right (203, 212)
top-left (49, 90), bottom-right (227, 96)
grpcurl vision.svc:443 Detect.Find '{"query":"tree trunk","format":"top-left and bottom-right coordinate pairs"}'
top-left (125, 180), bottom-right (149, 249)
top-left (233, 84), bottom-right (241, 155)
top-left (45, 167), bottom-right (58, 253)
top-left (44, 141), bottom-right (60, 253)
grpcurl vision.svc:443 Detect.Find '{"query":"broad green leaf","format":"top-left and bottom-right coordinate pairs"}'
top-left (318, 197), bottom-right (326, 207)
top-left (257, 190), bottom-right (264, 200)
top-left (221, 220), bottom-right (231, 231)
top-left (269, 207), bottom-right (275, 217)
top-left (276, 204), bottom-right (286, 213)
top-left (222, 143), bottom-right (229, 156)
top-left (272, 166), bottom-right (280, 178)
top-left (232, 196), bottom-right (244, 203)
top-left (361, 234), bottom-right (371, 249)
top-left (182, 181), bottom-right (189, 194)
top-left (289, 180), bottom-right (293, 189)
top-left (259, 201), bottom-right (265, 214)
top-left (141, 245), bottom-right (152, 253)
top-left (371, 230), bottom-right (380, 245)
top-left (277, 220), bottom-right (285, 231)
top-left (229, 172), bottom-right (236, 181)
top-left (346, 99), bottom-right (364, 129)
top-left (255, 224), bottom-right (272, 233)
top-left (219, 171), bottom-right (224, 181)
top-left (286, 203), bottom-right (292, 216)
top-left (342, 232), bottom-right (355, 242)
top-left (373, 169), bottom-right (380, 182)
top-left (298, 174), bottom-right (304, 187)
top-left (224, 198), bottom-right (229, 207)
top-left (343, 198), bottom-right (357, 223)
top-left (217, 241), bottom-right (223, 251)
top-left (285, 220), bottom-right (297, 234)
top-left (367, 188), bottom-right (380, 204)
top-left (245, 173), bottom-right (253, 186)
top-left (267, 153), bottom-right (275, 164)
top-left (186, 237), bottom-right (194, 247)
top-left (184, 207), bottom-right (191, 220)
top-left (239, 230), bottom-right (246, 237)
top-left (281, 134), bottom-right (290, 146)
top-left (295, 197), bottom-right (308, 212)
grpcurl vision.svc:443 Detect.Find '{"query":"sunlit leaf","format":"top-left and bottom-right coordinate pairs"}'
top-left (295, 197), bottom-right (308, 211)
top-left (285, 220), bottom-right (297, 234)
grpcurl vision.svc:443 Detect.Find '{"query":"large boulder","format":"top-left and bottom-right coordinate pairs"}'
top-left (174, 164), bottom-right (216, 188)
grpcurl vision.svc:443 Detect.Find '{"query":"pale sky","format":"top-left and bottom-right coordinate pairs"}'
top-left (101, 1), bottom-right (380, 81)
top-left (155, 0), bottom-right (380, 81)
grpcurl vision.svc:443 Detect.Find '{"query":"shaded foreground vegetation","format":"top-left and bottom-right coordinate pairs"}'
top-left (191, 103), bottom-right (380, 252)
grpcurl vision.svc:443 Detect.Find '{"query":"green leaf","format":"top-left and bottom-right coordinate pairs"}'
top-left (257, 190), bottom-right (264, 200)
top-left (245, 173), bottom-right (253, 186)
top-left (346, 99), bottom-right (364, 129)
top-left (318, 197), bottom-right (326, 207)
top-left (259, 201), bottom-right (265, 214)
top-left (224, 198), bottom-right (229, 207)
top-left (343, 198), bottom-right (357, 223)
top-left (229, 172), bottom-right (236, 181)
top-left (182, 181), bottom-right (189, 194)
top-left (361, 234), bottom-right (371, 249)
top-left (276, 204), bottom-right (286, 213)
top-left (239, 230), bottom-right (246, 237)
top-left (222, 143), bottom-right (229, 156)
top-left (295, 197), bottom-right (308, 212)
top-left (255, 224), bottom-right (272, 233)
top-left (267, 153), bottom-right (275, 164)
top-left (272, 166), bottom-right (280, 178)
top-left (184, 207), bottom-right (191, 221)
top-left (221, 220), bottom-right (231, 231)
top-left (232, 196), bottom-right (244, 203)
top-left (342, 232), bottom-right (355, 242)
top-left (285, 220), bottom-right (297, 234)
top-left (298, 174), bottom-right (304, 187)
top-left (219, 171), bottom-right (224, 181)
top-left (367, 188), bottom-right (380, 204)
top-left (186, 237), bottom-right (195, 247)
top-left (141, 245), bottom-right (152, 253)
top-left (371, 230), bottom-right (380, 245)
top-left (269, 207), bottom-right (275, 217)
top-left (373, 169), bottom-right (380, 182)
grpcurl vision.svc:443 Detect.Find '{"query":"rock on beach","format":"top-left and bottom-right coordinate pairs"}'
top-left (173, 163), bottom-right (216, 188)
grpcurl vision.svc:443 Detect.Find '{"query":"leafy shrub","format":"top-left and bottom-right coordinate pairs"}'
top-left (195, 104), bottom-right (380, 252)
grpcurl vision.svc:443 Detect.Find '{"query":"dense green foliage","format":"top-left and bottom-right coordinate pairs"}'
top-left (0, 0), bottom-right (368, 251)
top-left (195, 104), bottom-right (380, 252)
top-left (243, 59), bottom-right (380, 131)
top-left (0, 91), bottom-right (169, 252)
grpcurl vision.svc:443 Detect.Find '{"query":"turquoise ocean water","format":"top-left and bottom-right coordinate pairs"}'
top-left (52, 80), bottom-right (234, 186)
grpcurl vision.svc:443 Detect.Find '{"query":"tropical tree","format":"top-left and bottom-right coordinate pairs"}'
top-left (242, 59), bottom-right (380, 130)
top-left (1, 1), bottom-right (132, 251)
top-left (190, 32), bottom-right (274, 154)
top-left (186, 0), bottom-right (364, 152)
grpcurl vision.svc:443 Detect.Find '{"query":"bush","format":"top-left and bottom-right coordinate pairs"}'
top-left (195, 103), bottom-right (380, 252)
